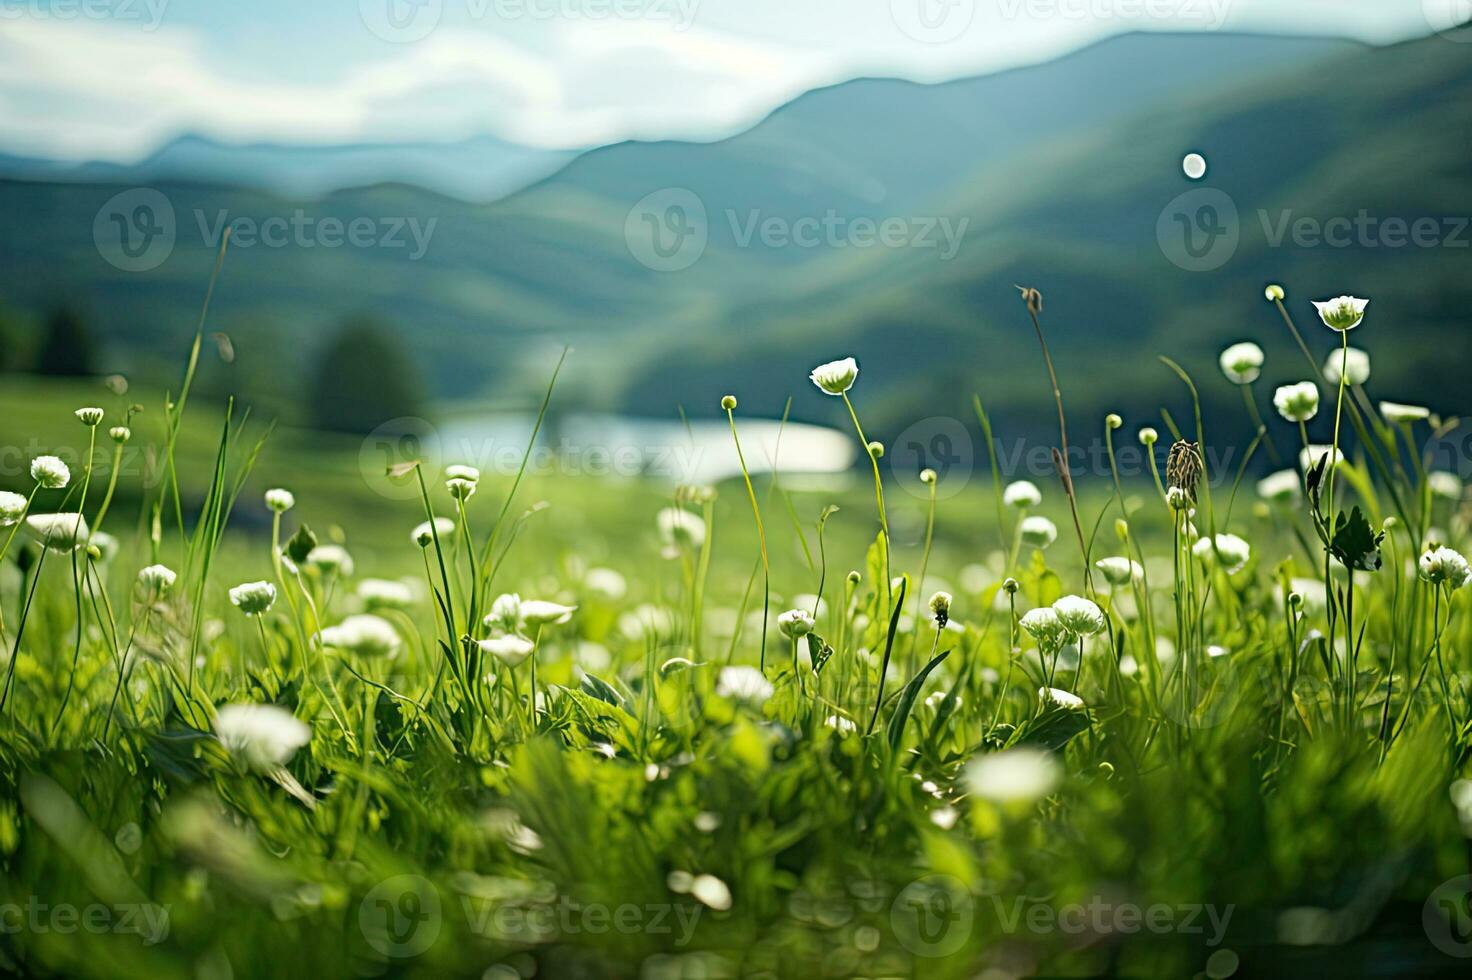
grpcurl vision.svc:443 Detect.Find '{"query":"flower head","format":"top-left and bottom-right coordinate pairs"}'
top-left (716, 665), bottom-right (773, 704)
top-left (1312, 296), bottom-right (1369, 332)
top-left (1019, 515), bottom-right (1057, 549)
top-left (485, 593), bottom-right (523, 632)
top-left (1003, 480), bottom-right (1042, 509)
top-left (1380, 402), bottom-right (1430, 425)
top-left (0, 491), bottom-right (27, 527)
top-left (1419, 547), bottom-right (1471, 591)
top-left (411, 517), bottom-right (455, 547)
top-left (214, 704), bottom-right (310, 772)
top-left (777, 608), bottom-right (815, 639)
top-left (1256, 469), bottom-right (1302, 503)
top-left (1273, 382), bottom-right (1319, 422)
top-left (1429, 472), bottom-right (1463, 501)
top-left (24, 513), bottom-right (90, 552)
top-left (1039, 687), bottom-right (1086, 710)
top-left (965, 746), bottom-right (1061, 803)
top-left (479, 634), bottom-right (535, 667)
top-left (265, 488), bottom-right (295, 513)
top-left (446, 477), bottom-right (477, 500)
top-left (1095, 557), bottom-right (1143, 587)
top-left (138, 563), bottom-right (177, 594)
top-left (445, 464), bottom-right (480, 482)
top-left (521, 599), bottom-right (577, 628)
top-left (657, 507), bottom-right (705, 552)
top-left (74, 407), bottom-right (104, 427)
top-left (1138, 427), bottom-right (1158, 446)
top-left (1193, 533), bottom-right (1252, 574)
top-left (1300, 445), bottom-right (1344, 473)
top-left (809, 357), bottom-right (858, 396)
top-left (1019, 607), bottom-right (1063, 645)
top-left (1323, 347), bottom-right (1370, 386)
top-left (928, 591), bottom-right (953, 627)
top-left (1053, 595), bottom-right (1105, 635)
top-left (109, 426), bottom-right (131, 444)
top-left (1218, 342), bottom-right (1265, 385)
top-left (229, 581), bottom-right (277, 616)
top-left (1264, 284), bottom-right (1285, 302)
top-left (319, 614), bottom-right (401, 657)
top-left (358, 578), bottom-right (416, 609)
top-left (30, 455), bottom-right (70, 489)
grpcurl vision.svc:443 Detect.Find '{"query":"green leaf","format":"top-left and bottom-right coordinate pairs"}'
top-left (1330, 505), bottom-right (1384, 572)
top-left (1009, 703), bottom-right (1091, 751)
top-left (886, 649), bottom-right (950, 754)
top-left (580, 672), bottom-right (629, 712)
top-left (286, 523), bottom-right (317, 564)
top-left (806, 633), bottom-right (834, 676)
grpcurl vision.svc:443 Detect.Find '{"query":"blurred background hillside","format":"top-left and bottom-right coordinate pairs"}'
top-left (1, 12), bottom-right (1469, 461)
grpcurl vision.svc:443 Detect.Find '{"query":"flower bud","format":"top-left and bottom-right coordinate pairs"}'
top-left (1264, 284), bottom-right (1285, 302)
top-left (721, 395), bottom-right (737, 411)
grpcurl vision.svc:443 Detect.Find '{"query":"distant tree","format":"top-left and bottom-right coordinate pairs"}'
top-left (309, 317), bottom-right (425, 434)
top-left (35, 307), bottom-right (97, 377)
top-left (0, 307), bottom-right (18, 374)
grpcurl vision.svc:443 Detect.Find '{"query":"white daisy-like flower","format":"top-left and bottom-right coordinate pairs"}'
top-left (138, 563), bottom-right (177, 594)
top-left (479, 634), bottom-right (535, 667)
top-left (657, 507), bottom-right (706, 551)
top-left (1429, 472), bottom-right (1463, 501)
top-left (1257, 469), bottom-right (1302, 503)
top-left (444, 464), bottom-right (480, 482)
top-left (1419, 547), bottom-right (1472, 591)
top-left (1218, 342), bottom-right (1265, 385)
top-left (1322, 347), bottom-right (1370, 386)
top-left (716, 665), bottom-right (773, 704)
top-left (229, 581), bottom-right (277, 615)
top-left (1053, 595), bottom-right (1106, 636)
top-left (1312, 296), bottom-right (1369, 332)
top-left (484, 593), bottom-right (523, 633)
top-left (521, 599), bottom-right (577, 627)
top-left (777, 608), bottom-right (815, 639)
top-left (0, 491), bottom-right (28, 527)
top-left (1094, 557), bottom-right (1143, 587)
top-left (1039, 687), bottom-right (1086, 710)
top-left (690, 874), bottom-right (732, 912)
top-left (1003, 480), bottom-right (1042, 509)
top-left (30, 455), bottom-right (70, 489)
top-left (925, 690), bottom-right (961, 710)
top-left (1019, 515), bottom-right (1057, 549)
top-left (357, 578), bottom-right (415, 609)
top-left (1273, 382), bottom-right (1320, 422)
top-left (824, 714), bottom-right (857, 735)
top-left (1193, 533), bottom-right (1252, 574)
top-left (214, 704), bottom-right (310, 772)
top-left (74, 406), bottom-right (104, 426)
top-left (446, 477), bottom-right (477, 500)
top-left (319, 614), bottom-right (401, 657)
top-left (411, 517), bottom-right (455, 547)
top-left (305, 544), bottom-right (354, 577)
top-left (1019, 607), bottom-right (1063, 644)
top-left (1287, 577), bottom-right (1329, 616)
top-left (584, 567), bottom-right (627, 600)
top-left (264, 488), bottom-right (295, 513)
top-left (809, 357), bottom-right (858, 396)
top-left (109, 426), bottom-right (131, 444)
top-left (1380, 402), bottom-right (1430, 425)
top-left (965, 746), bottom-right (1061, 803)
top-left (24, 513), bottom-right (90, 552)
top-left (1299, 445), bottom-right (1344, 473)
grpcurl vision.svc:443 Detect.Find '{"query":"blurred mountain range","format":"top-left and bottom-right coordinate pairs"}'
top-left (1, 29), bottom-right (1468, 449)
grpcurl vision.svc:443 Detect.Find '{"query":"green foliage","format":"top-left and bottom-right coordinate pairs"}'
top-left (34, 306), bottom-right (96, 377)
top-left (308, 316), bottom-right (424, 434)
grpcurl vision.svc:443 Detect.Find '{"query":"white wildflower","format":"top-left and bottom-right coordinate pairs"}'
top-left (777, 608), bottom-right (815, 639)
top-left (584, 567), bottom-right (627, 600)
top-left (657, 507), bottom-right (705, 551)
top-left (357, 578), bottom-right (415, 609)
top-left (305, 545), bottom-right (354, 577)
top-left (1003, 480), bottom-right (1042, 509)
top-left (1053, 595), bottom-right (1106, 636)
top-left (690, 874), bottom-right (732, 911)
top-left (1322, 347), bottom-right (1370, 386)
top-left (1312, 295), bottom-right (1368, 332)
top-left (1019, 607), bottom-right (1063, 645)
top-left (1039, 687), bottom-right (1086, 710)
top-left (824, 714), bottom-right (857, 735)
top-left (1095, 557), bottom-right (1142, 587)
top-left (229, 581), bottom-right (277, 615)
top-left (809, 357), bottom-right (858, 396)
top-left (1420, 547), bottom-right (1472, 590)
top-left (1300, 445), bottom-right (1344, 473)
top-left (1380, 401), bottom-right (1430, 425)
top-left (1429, 472), bottom-right (1463, 501)
top-left (75, 406), bottom-right (104, 426)
top-left (965, 746), bottom-right (1061, 803)
top-left (319, 614), bottom-right (400, 656)
top-left (264, 488), bottom-right (295, 513)
top-left (485, 593), bottom-right (524, 632)
top-left (411, 517), bottom-right (455, 547)
top-left (214, 704), bottom-right (310, 772)
top-left (30, 455), bottom-right (70, 489)
top-left (1273, 382), bottom-right (1320, 422)
top-left (1257, 469), bottom-right (1302, 503)
top-left (23, 513), bottom-right (90, 552)
top-left (1218, 342), bottom-right (1265, 385)
top-left (716, 665), bottom-right (773, 704)
top-left (1193, 533), bottom-right (1252, 574)
top-left (479, 634), bottom-right (535, 667)
top-left (0, 491), bottom-right (28, 527)
top-left (521, 599), bottom-right (577, 627)
top-left (138, 564), bottom-right (177, 594)
top-left (1019, 515), bottom-right (1057, 548)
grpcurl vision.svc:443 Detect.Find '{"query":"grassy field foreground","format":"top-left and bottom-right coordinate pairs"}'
top-left (1, 288), bottom-right (1471, 979)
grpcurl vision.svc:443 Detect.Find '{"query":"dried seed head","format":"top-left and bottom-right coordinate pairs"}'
top-left (1016, 285), bottom-right (1043, 316)
top-left (1166, 440), bottom-right (1202, 502)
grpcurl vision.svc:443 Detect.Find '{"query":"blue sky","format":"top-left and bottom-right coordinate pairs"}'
top-left (0, 0), bottom-right (1452, 160)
